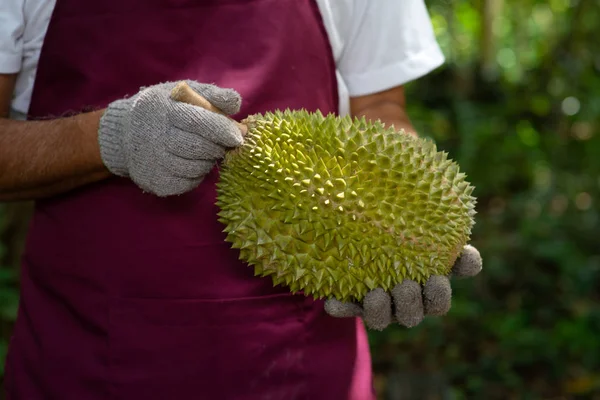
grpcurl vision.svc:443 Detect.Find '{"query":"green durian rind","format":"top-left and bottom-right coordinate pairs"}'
top-left (216, 109), bottom-right (477, 302)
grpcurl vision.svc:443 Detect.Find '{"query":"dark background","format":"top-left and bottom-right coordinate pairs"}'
top-left (2, 0), bottom-right (599, 398)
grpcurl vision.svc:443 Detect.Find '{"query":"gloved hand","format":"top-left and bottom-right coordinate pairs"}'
top-left (324, 244), bottom-right (482, 330)
top-left (98, 80), bottom-right (244, 196)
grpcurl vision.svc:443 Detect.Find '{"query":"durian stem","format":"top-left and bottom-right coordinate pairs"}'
top-left (170, 81), bottom-right (248, 135)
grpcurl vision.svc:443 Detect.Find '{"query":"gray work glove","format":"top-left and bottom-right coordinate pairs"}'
top-left (324, 244), bottom-right (483, 330)
top-left (98, 80), bottom-right (244, 196)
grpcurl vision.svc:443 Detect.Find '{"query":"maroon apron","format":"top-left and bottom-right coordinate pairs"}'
top-left (3, 0), bottom-right (376, 399)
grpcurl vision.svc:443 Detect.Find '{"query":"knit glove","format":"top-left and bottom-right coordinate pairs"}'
top-left (324, 244), bottom-right (482, 330)
top-left (98, 80), bottom-right (244, 196)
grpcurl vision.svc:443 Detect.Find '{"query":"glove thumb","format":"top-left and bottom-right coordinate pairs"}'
top-left (185, 80), bottom-right (242, 116)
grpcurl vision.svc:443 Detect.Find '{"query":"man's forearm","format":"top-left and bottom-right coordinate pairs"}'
top-left (354, 101), bottom-right (417, 137)
top-left (0, 110), bottom-right (112, 201)
top-left (349, 86), bottom-right (418, 138)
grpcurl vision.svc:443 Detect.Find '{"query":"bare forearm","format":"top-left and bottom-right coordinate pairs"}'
top-left (0, 110), bottom-right (112, 201)
top-left (353, 101), bottom-right (418, 137)
top-left (349, 86), bottom-right (418, 138)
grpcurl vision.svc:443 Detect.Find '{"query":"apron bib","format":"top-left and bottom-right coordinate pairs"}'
top-left (4, 0), bottom-right (375, 398)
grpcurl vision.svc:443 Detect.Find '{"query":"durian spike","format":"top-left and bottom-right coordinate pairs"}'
top-left (170, 80), bottom-right (248, 135)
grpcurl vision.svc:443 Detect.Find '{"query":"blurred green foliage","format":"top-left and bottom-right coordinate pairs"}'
top-left (0, 0), bottom-right (599, 398)
top-left (370, 0), bottom-right (600, 398)
top-left (0, 203), bottom-right (27, 379)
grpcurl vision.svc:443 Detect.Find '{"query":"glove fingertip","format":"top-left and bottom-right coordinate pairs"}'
top-left (186, 80), bottom-right (242, 115)
top-left (363, 288), bottom-right (392, 331)
top-left (423, 275), bottom-right (451, 316)
top-left (391, 280), bottom-right (424, 328)
top-left (452, 244), bottom-right (483, 278)
top-left (218, 117), bottom-right (245, 148)
top-left (169, 103), bottom-right (244, 149)
top-left (324, 299), bottom-right (363, 319)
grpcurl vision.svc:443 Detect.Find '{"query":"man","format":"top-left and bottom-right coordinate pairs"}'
top-left (0, 0), bottom-right (482, 398)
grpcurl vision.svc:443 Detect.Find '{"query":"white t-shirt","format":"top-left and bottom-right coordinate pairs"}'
top-left (0, 0), bottom-right (445, 119)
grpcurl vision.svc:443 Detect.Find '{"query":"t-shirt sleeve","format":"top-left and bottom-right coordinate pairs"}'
top-left (337, 0), bottom-right (445, 97)
top-left (0, 0), bottom-right (25, 73)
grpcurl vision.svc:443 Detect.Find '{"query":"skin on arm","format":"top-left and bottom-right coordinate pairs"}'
top-left (349, 85), bottom-right (418, 137)
top-left (0, 73), bottom-right (111, 202)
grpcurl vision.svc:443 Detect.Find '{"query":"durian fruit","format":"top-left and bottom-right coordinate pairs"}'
top-left (215, 109), bottom-right (477, 303)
